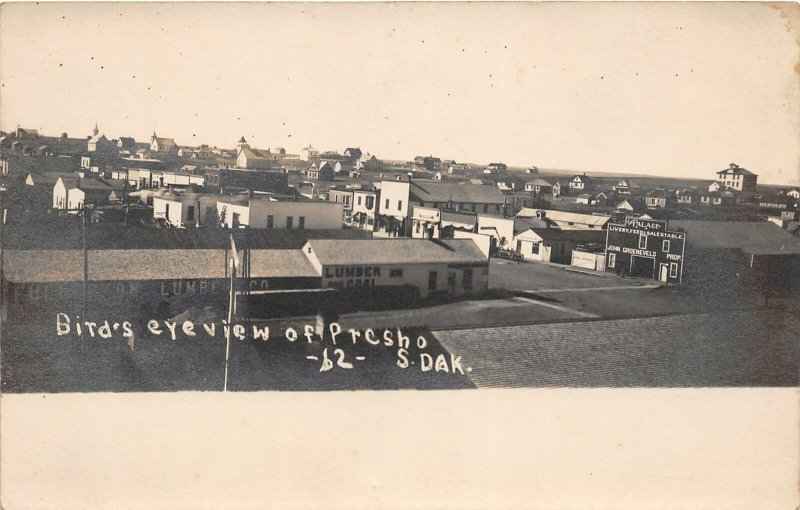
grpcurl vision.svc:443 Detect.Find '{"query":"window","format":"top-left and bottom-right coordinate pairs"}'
top-left (344, 196), bottom-right (350, 205)
top-left (165, 203), bottom-right (170, 220)
top-left (232, 212), bottom-right (240, 229)
top-left (357, 196), bottom-right (362, 206)
top-left (390, 269), bottom-right (403, 278)
top-left (428, 271), bottom-right (438, 290)
top-left (670, 262), bottom-right (678, 278)
top-left (205, 206), bottom-right (215, 218)
top-left (638, 234), bottom-right (647, 249)
top-left (299, 216), bottom-right (305, 229)
top-left (608, 252), bottom-right (616, 268)
top-left (267, 215), bottom-right (274, 229)
top-left (531, 243), bottom-right (540, 254)
top-left (186, 206), bottom-right (195, 222)
top-left (662, 240), bottom-right (670, 252)
top-left (463, 269), bottom-right (473, 290)
top-left (286, 216), bottom-right (294, 229)
top-left (516, 240), bottom-right (522, 252)
top-left (398, 200), bottom-right (403, 211)
top-left (385, 198), bottom-right (389, 209)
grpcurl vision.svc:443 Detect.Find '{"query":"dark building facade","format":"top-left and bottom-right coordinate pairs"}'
top-left (605, 217), bottom-right (686, 283)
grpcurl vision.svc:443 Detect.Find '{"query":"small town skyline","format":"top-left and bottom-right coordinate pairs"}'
top-left (3, 122), bottom-right (797, 187)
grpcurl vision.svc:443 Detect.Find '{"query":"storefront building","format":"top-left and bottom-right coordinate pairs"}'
top-left (604, 217), bottom-right (686, 283)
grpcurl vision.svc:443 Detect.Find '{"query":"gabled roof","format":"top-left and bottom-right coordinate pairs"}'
top-left (1, 224), bottom-right (372, 252)
top-left (344, 147), bottom-right (362, 159)
top-left (670, 220), bottom-right (800, 255)
top-left (513, 217), bottom-right (552, 234)
top-left (647, 189), bottom-right (668, 198)
top-left (2, 248), bottom-right (320, 283)
top-left (239, 147), bottom-right (274, 161)
top-left (440, 210), bottom-right (477, 226)
top-left (27, 171), bottom-right (77, 185)
top-left (306, 238), bottom-right (486, 266)
top-left (518, 228), bottom-right (607, 243)
top-left (516, 208), bottom-right (610, 227)
top-left (571, 174), bottom-right (589, 182)
top-left (525, 178), bottom-right (553, 187)
top-left (410, 182), bottom-right (506, 204)
top-left (88, 134), bottom-right (112, 144)
top-left (717, 163), bottom-right (756, 176)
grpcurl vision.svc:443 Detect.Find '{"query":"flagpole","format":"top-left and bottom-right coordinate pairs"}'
top-left (223, 258), bottom-right (235, 392)
top-left (223, 234), bottom-right (239, 392)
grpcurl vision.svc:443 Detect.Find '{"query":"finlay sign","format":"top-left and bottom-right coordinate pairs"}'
top-left (624, 217), bottom-right (667, 232)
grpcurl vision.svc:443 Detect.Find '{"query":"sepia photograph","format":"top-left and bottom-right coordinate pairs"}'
top-left (0, 1), bottom-right (798, 508)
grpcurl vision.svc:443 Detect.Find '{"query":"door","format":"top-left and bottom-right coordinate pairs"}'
top-left (630, 255), bottom-right (655, 278)
top-left (659, 263), bottom-right (669, 282)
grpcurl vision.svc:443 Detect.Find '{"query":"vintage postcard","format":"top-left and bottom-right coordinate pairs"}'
top-left (0, 2), bottom-right (798, 508)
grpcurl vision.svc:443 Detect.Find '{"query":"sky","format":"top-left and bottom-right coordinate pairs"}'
top-left (1, 2), bottom-right (798, 185)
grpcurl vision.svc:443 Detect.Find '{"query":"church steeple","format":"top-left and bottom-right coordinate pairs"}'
top-left (93, 122), bottom-right (99, 136)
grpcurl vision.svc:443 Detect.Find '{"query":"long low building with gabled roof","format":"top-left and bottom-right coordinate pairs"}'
top-left (303, 238), bottom-right (488, 298)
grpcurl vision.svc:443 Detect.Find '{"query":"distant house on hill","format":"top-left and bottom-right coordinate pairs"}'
top-left (594, 191), bottom-right (611, 206)
top-left (415, 156), bottom-right (442, 171)
top-left (569, 173), bottom-right (590, 191)
top-left (494, 175), bottom-right (526, 191)
top-left (613, 179), bottom-right (631, 194)
top-left (237, 146), bottom-right (279, 170)
top-left (357, 153), bottom-right (382, 171)
top-left (524, 178), bottom-right (553, 195)
top-left (447, 163), bottom-right (468, 175)
top-left (15, 127), bottom-right (39, 139)
top-left (150, 132), bottom-right (177, 153)
top-left (676, 189), bottom-right (699, 205)
top-left (300, 145), bottom-right (319, 162)
top-left (645, 189), bottom-right (670, 208)
top-left (343, 147), bottom-right (362, 162)
top-left (307, 161), bottom-right (335, 181)
top-left (88, 134), bottom-right (117, 154)
top-left (616, 199), bottom-right (636, 212)
top-left (716, 163), bottom-right (757, 192)
top-left (483, 162), bottom-right (507, 175)
top-left (52, 177), bottom-right (116, 211)
top-left (117, 137), bottom-right (136, 150)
